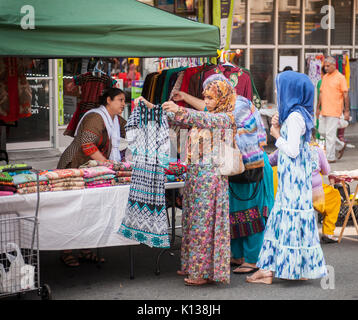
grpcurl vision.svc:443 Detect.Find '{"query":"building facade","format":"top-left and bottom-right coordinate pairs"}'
top-left (5, 0), bottom-right (358, 152)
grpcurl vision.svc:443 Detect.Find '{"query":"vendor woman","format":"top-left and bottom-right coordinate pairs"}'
top-left (57, 87), bottom-right (127, 169)
top-left (57, 87), bottom-right (126, 267)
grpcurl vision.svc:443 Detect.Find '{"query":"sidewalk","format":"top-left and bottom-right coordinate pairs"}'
top-left (2, 124), bottom-right (358, 300)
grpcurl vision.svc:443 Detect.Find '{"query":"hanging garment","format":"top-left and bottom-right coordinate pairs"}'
top-left (118, 102), bottom-right (170, 248)
top-left (349, 60), bottom-right (358, 113)
top-left (0, 58), bottom-right (32, 122)
top-left (308, 58), bottom-right (322, 88)
top-left (203, 64), bottom-right (253, 101)
top-left (64, 72), bottom-right (117, 137)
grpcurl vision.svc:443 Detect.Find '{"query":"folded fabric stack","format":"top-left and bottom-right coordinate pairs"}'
top-left (12, 173), bottom-right (50, 194)
top-left (83, 166), bottom-right (116, 188)
top-left (112, 162), bottom-right (132, 186)
top-left (41, 169), bottom-right (85, 192)
top-left (0, 163), bottom-right (32, 176)
top-left (0, 172), bottom-right (16, 196)
top-left (165, 162), bottom-right (187, 182)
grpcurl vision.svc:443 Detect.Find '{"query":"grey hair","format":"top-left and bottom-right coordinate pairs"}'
top-left (325, 56), bottom-right (336, 65)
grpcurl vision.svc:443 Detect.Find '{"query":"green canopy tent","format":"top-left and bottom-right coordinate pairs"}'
top-left (0, 0), bottom-right (219, 57)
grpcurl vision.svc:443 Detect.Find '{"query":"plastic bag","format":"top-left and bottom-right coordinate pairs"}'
top-left (0, 243), bottom-right (35, 293)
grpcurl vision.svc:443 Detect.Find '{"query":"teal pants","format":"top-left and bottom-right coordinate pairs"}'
top-left (231, 231), bottom-right (264, 264)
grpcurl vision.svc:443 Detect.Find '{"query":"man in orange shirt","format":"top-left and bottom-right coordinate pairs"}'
top-left (316, 56), bottom-right (350, 163)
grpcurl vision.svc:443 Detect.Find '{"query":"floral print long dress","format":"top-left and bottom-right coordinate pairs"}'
top-left (167, 107), bottom-right (234, 284)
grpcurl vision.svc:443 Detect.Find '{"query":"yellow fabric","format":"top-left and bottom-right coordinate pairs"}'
top-left (345, 57), bottom-right (350, 89)
top-left (272, 167), bottom-right (341, 235)
top-left (314, 184), bottom-right (341, 235)
top-left (273, 166), bottom-right (278, 198)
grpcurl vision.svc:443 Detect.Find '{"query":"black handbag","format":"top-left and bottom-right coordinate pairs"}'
top-left (228, 167), bottom-right (263, 184)
top-left (228, 167), bottom-right (264, 201)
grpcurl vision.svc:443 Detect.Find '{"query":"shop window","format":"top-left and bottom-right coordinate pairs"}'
top-left (278, 0), bottom-right (301, 44)
top-left (7, 79), bottom-right (50, 143)
top-left (232, 49), bottom-right (246, 68)
top-left (25, 59), bottom-right (49, 78)
top-left (7, 59), bottom-right (52, 145)
top-left (304, 49), bottom-right (327, 75)
top-left (156, 0), bottom-right (174, 12)
top-left (278, 49), bottom-right (301, 73)
top-left (305, 0), bottom-right (328, 45)
top-left (250, 49), bottom-right (274, 104)
top-left (250, 0), bottom-right (274, 45)
top-left (231, 0), bottom-right (246, 44)
top-left (331, 0), bottom-right (353, 45)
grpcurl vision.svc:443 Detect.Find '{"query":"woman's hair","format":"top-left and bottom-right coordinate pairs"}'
top-left (99, 88), bottom-right (125, 106)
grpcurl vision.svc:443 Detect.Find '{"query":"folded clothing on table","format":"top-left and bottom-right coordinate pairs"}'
top-left (165, 162), bottom-right (187, 182)
top-left (0, 163), bottom-right (32, 176)
top-left (41, 169), bottom-right (85, 192)
top-left (0, 172), bottom-right (16, 195)
top-left (12, 173), bottom-right (49, 194)
top-left (111, 177), bottom-right (131, 186)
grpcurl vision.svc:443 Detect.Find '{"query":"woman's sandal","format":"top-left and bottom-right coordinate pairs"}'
top-left (230, 258), bottom-right (243, 267)
top-left (233, 265), bottom-right (259, 274)
top-left (184, 278), bottom-right (214, 286)
top-left (61, 253), bottom-right (80, 267)
top-left (177, 270), bottom-right (188, 276)
top-left (246, 270), bottom-right (273, 285)
top-left (78, 250), bottom-right (105, 264)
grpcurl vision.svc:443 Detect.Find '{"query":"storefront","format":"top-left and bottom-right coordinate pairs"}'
top-left (3, 0), bottom-right (358, 152)
top-left (1, 0), bottom-right (218, 154)
top-left (231, 0), bottom-right (358, 105)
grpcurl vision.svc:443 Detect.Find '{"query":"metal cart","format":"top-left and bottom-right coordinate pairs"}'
top-left (0, 169), bottom-right (52, 300)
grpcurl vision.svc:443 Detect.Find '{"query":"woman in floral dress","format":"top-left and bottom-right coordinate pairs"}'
top-left (162, 79), bottom-right (237, 286)
top-left (138, 78), bottom-right (236, 285)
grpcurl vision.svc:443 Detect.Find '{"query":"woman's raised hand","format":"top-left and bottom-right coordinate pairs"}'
top-left (271, 112), bottom-right (280, 128)
top-left (134, 96), bottom-right (154, 109)
top-left (172, 90), bottom-right (186, 102)
top-left (162, 101), bottom-right (179, 113)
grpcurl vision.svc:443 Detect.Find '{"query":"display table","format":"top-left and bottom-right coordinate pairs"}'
top-left (329, 171), bottom-right (358, 243)
top-left (0, 181), bottom-right (185, 279)
top-left (0, 182), bottom-right (185, 250)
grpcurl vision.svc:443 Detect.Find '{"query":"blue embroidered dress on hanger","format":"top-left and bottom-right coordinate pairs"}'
top-left (118, 102), bottom-right (170, 248)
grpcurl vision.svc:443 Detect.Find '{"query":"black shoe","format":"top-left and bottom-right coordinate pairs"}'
top-left (321, 235), bottom-right (338, 244)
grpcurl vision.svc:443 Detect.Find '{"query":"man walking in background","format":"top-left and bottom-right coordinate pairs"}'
top-left (316, 56), bottom-right (350, 163)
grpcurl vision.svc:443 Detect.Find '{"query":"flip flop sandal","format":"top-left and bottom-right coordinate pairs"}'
top-left (177, 270), bottom-right (188, 276)
top-left (233, 266), bottom-right (259, 274)
top-left (61, 254), bottom-right (80, 267)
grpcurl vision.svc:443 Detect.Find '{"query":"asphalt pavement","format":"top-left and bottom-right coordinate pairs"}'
top-left (2, 124), bottom-right (358, 301)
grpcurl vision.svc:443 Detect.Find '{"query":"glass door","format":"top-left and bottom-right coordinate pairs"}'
top-left (6, 59), bottom-right (54, 150)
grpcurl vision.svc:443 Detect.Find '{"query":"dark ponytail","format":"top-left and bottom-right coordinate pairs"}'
top-left (99, 88), bottom-right (125, 106)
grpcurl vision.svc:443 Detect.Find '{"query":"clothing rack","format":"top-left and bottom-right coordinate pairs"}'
top-left (156, 57), bottom-right (211, 72)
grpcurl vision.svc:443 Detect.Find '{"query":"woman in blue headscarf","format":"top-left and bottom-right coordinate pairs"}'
top-left (247, 71), bottom-right (327, 284)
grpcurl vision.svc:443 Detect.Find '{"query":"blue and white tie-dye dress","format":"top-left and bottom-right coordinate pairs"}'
top-left (256, 120), bottom-right (327, 279)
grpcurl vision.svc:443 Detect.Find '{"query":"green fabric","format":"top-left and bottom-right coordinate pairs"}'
top-left (316, 80), bottom-right (322, 139)
top-left (160, 67), bottom-right (186, 103)
top-left (0, 0), bottom-right (219, 57)
top-left (242, 67), bottom-right (261, 109)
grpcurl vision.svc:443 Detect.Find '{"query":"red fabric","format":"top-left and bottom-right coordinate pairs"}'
top-left (64, 72), bottom-right (116, 137)
top-left (4, 58), bottom-right (20, 122)
top-left (177, 67), bottom-right (202, 107)
top-left (203, 64), bottom-right (253, 101)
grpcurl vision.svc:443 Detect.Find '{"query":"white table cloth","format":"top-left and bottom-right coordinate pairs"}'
top-left (0, 182), bottom-right (185, 250)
